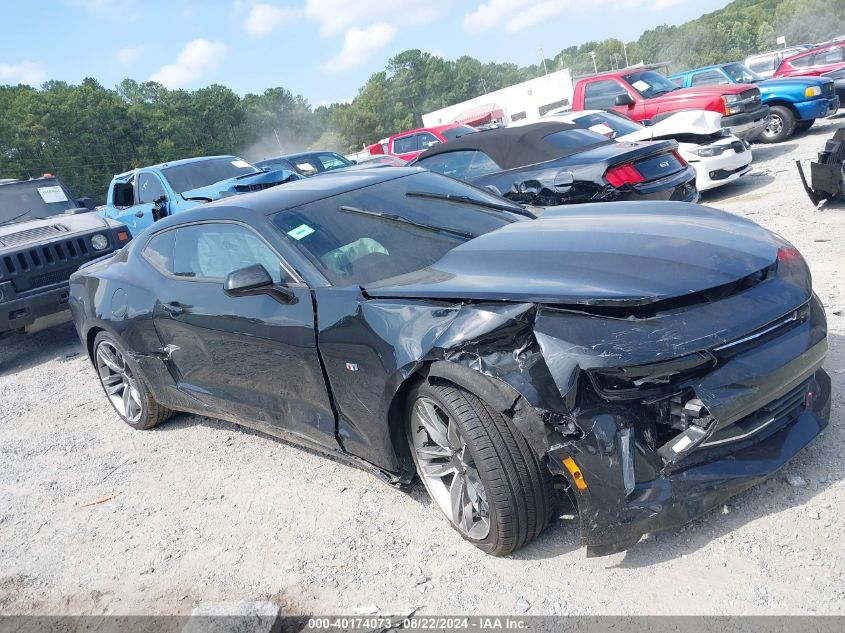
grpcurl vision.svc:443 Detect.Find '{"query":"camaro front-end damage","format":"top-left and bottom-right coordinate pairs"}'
top-left (340, 246), bottom-right (830, 557)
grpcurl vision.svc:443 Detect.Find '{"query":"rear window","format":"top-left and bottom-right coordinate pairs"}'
top-left (571, 112), bottom-right (641, 138)
top-left (542, 128), bottom-right (612, 151)
top-left (270, 172), bottom-right (521, 286)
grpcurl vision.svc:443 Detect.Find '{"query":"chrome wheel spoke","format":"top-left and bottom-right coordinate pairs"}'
top-left (96, 342), bottom-right (143, 423)
top-left (411, 396), bottom-right (491, 541)
top-left (414, 400), bottom-right (450, 448)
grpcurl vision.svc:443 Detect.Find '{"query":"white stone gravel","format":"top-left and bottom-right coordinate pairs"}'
top-left (1, 116), bottom-right (844, 616)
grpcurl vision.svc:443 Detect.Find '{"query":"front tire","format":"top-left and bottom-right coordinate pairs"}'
top-left (760, 105), bottom-right (796, 143)
top-left (795, 119), bottom-right (815, 134)
top-left (93, 331), bottom-right (172, 430)
top-left (406, 380), bottom-right (553, 556)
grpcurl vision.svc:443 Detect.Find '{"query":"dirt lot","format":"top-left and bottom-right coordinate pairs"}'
top-left (2, 118), bottom-right (845, 617)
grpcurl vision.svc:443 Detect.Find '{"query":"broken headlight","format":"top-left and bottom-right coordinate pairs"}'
top-left (588, 351), bottom-right (715, 401)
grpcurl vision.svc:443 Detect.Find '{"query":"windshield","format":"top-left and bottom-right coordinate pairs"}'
top-left (723, 63), bottom-right (762, 83)
top-left (622, 70), bottom-right (681, 98)
top-left (271, 171), bottom-right (524, 286)
top-left (571, 112), bottom-right (642, 138)
top-left (162, 157), bottom-right (259, 194)
top-left (0, 179), bottom-right (77, 224)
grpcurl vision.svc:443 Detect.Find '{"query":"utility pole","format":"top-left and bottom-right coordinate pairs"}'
top-left (539, 47), bottom-right (548, 75)
top-left (589, 51), bottom-right (597, 74)
top-left (623, 42), bottom-right (629, 68)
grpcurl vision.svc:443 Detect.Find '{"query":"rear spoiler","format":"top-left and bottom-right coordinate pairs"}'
top-left (796, 126), bottom-right (845, 205)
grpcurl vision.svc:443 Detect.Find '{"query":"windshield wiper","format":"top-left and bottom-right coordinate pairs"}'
top-left (339, 205), bottom-right (476, 240)
top-left (0, 210), bottom-right (36, 227)
top-left (405, 190), bottom-right (535, 217)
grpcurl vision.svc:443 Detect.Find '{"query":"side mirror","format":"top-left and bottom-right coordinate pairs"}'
top-left (152, 195), bottom-right (169, 222)
top-left (76, 197), bottom-right (95, 210)
top-left (615, 93), bottom-right (636, 107)
top-left (223, 264), bottom-right (297, 305)
top-left (554, 171), bottom-right (575, 192)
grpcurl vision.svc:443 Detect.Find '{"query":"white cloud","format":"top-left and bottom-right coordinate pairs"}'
top-left (322, 23), bottom-right (397, 73)
top-left (304, 0), bottom-right (444, 37)
top-left (116, 45), bottom-right (143, 65)
top-left (464, 0), bottom-right (688, 34)
top-left (149, 39), bottom-right (228, 88)
top-left (243, 3), bottom-right (300, 38)
top-left (0, 61), bottom-right (46, 86)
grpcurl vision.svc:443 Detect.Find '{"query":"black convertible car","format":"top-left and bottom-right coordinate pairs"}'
top-left (69, 168), bottom-right (830, 557)
top-left (411, 121), bottom-right (699, 206)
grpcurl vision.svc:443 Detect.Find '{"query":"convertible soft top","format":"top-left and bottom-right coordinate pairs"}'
top-left (415, 121), bottom-right (608, 169)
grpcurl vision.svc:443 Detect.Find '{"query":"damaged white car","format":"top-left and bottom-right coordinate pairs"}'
top-left (538, 109), bottom-right (753, 192)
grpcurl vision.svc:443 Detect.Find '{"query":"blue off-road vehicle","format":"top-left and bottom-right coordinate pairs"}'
top-left (99, 155), bottom-right (302, 236)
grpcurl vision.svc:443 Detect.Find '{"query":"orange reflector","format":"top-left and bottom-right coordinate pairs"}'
top-left (117, 231), bottom-right (129, 241)
top-left (563, 457), bottom-right (587, 491)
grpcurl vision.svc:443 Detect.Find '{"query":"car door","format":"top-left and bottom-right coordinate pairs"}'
top-left (145, 220), bottom-right (338, 450)
top-left (129, 172), bottom-right (170, 233)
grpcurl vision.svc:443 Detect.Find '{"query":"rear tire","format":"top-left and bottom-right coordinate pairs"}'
top-left (760, 106), bottom-right (796, 143)
top-left (93, 331), bottom-right (172, 430)
top-left (406, 380), bottom-right (553, 556)
top-left (795, 119), bottom-right (815, 133)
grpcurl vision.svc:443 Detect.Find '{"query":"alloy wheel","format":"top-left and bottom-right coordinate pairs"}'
top-left (96, 341), bottom-right (143, 423)
top-left (410, 396), bottom-right (491, 540)
top-left (764, 114), bottom-right (783, 138)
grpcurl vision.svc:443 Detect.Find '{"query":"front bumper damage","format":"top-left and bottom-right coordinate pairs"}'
top-left (362, 247), bottom-right (830, 556)
top-left (797, 126), bottom-right (845, 204)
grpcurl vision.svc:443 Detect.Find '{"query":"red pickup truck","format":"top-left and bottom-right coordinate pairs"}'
top-left (367, 124), bottom-right (477, 161)
top-left (571, 68), bottom-right (770, 140)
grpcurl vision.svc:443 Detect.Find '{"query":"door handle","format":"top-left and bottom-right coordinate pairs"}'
top-left (161, 302), bottom-right (183, 316)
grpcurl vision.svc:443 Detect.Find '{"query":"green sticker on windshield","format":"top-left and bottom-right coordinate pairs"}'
top-left (287, 224), bottom-right (315, 240)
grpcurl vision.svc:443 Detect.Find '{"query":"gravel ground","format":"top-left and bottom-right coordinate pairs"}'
top-left (2, 118), bottom-right (845, 617)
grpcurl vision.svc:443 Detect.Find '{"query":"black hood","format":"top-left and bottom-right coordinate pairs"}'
top-left (365, 202), bottom-right (784, 306)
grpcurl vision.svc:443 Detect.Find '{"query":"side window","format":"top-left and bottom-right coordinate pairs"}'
top-left (143, 230), bottom-right (175, 274)
top-left (416, 132), bottom-right (440, 151)
top-left (416, 150), bottom-right (500, 180)
top-left (137, 173), bottom-right (167, 205)
top-left (173, 223), bottom-right (284, 282)
top-left (814, 48), bottom-right (845, 65)
top-left (790, 54), bottom-right (813, 68)
top-left (392, 135), bottom-right (417, 155)
top-left (748, 56), bottom-right (776, 74)
top-left (690, 70), bottom-right (730, 86)
top-left (584, 80), bottom-right (629, 109)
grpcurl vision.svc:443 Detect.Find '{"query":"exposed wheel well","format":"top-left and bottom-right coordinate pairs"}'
top-left (85, 326), bottom-right (104, 363)
top-left (766, 101), bottom-right (799, 118)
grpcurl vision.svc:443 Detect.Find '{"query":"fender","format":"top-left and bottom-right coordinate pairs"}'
top-left (426, 360), bottom-right (552, 459)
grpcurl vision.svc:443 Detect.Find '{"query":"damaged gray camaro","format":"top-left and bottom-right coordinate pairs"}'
top-left (69, 168), bottom-right (831, 557)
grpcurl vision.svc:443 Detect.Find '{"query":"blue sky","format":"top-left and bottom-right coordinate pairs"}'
top-left (1, 0), bottom-right (731, 106)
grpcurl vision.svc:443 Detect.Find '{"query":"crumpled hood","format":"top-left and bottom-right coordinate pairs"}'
top-left (180, 169), bottom-right (302, 201)
top-left (366, 202), bottom-right (783, 306)
top-left (0, 212), bottom-right (113, 252)
top-left (618, 110), bottom-right (724, 142)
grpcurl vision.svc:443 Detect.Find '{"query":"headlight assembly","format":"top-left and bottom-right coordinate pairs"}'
top-left (805, 86), bottom-right (822, 98)
top-left (91, 234), bottom-right (109, 251)
top-left (692, 145), bottom-right (727, 157)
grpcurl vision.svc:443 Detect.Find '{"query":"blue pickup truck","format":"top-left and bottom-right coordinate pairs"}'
top-left (669, 62), bottom-right (839, 143)
top-left (99, 155), bottom-right (301, 235)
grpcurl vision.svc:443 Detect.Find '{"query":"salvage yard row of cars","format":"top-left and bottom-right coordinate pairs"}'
top-left (0, 44), bottom-right (839, 559)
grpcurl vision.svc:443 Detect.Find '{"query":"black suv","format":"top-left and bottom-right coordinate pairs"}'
top-left (1, 176), bottom-right (130, 336)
